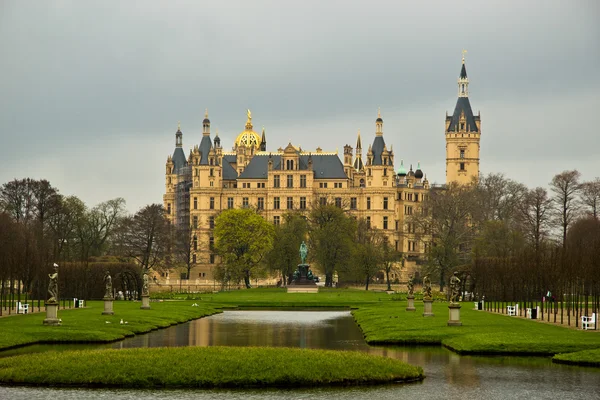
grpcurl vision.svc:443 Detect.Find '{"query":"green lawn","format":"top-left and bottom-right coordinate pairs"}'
top-left (0, 346), bottom-right (423, 388)
top-left (553, 348), bottom-right (600, 367)
top-left (0, 300), bottom-right (220, 350)
top-left (353, 301), bottom-right (600, 356)
top-left (1, 288), bottom-right (599, 370)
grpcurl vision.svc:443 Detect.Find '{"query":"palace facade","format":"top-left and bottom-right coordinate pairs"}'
top-left (163, 56), bottom-right (480, 282)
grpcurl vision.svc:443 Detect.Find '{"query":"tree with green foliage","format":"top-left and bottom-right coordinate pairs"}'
top-left (265, 211), bottom-right (308, 285)
top-left (214, 208), bottom-right (274, 289)
top-left (309, 203), bottom-right (356, 287)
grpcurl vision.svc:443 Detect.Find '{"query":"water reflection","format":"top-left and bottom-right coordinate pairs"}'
top-left (1, 310), bottom-right (599, 400)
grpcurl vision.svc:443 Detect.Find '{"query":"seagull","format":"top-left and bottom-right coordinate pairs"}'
top-left (58, 319), bottom-right (62, 323)
top-left (105, 321), bottom-right (111, 324)
top-left (124, 321), bottom-right (128, 324)
top-left (120, 319), bottom-right (124, 325)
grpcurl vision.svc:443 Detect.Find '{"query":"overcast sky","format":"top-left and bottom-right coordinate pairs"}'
top-left (1, 0), bottom-right (599, 213)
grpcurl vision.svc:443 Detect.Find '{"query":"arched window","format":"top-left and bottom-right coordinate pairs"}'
top-left (360, 179), bottom-right (365, 188)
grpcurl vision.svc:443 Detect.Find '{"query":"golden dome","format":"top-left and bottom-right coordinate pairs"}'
top-left (235, 109), bottom-right (262, 149)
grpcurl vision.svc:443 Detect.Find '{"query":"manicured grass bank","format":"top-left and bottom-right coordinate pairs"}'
top-left (0, 300), bottom-right (220, 351)
top-left (352, 301), bottom-right (600, 357)
top-left (553, 348), bottom-right (600, 367)
top-left (0, 347), bottom-right (424, 388)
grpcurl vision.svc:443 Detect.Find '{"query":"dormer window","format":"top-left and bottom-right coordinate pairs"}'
top-left (460, 123), bottom-right (465, 130)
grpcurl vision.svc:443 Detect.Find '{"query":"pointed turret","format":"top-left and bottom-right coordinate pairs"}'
top-left (260, 126), bottom-right (266, 151)
top-left (371, 109), bottom-right (387, 165)
top-left (203, 109), bottom-right (210, 136)
top-left (414, 161), bottom-right (424, 180)
top-left (171, 122), bottom-right (187, 173)
top-left (353, 129), bottom-right (364, 171)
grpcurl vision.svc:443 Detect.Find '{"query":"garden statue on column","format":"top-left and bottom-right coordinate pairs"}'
top-left (449, 271), bottom-right (461, 304)
top-left (44, 263), bottom-right (61, 325)
top-left (447, 271), bottom-right (463, 326)
top-left (423, 275), bottom-right (432, 300)
top-left (47, 263), bottom-right (59, 303)
top-left (422, 274), bottom-right (434, 317)
top-left (104, 270), bottom-right (113, 299)
top-left (142, 270), bottom-right (149, 296)
top-left (407, 274), bottom-right (414, 296)
top-left (102, 270), bottom-right (115, 315)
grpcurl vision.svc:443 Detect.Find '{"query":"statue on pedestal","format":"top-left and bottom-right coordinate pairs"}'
top-left (142, 270), bottom-right (149, 296)
top-left (47, 263), bottom-right (59, 303)
top-left (449, 271), bottom-right (461, 303)
top-left (299, 241), bottom-right (308, 264)
top-left (407, 274), bottom-right (414, 296)
top-left (104, 270), bottom-right (113, 299)
top-left (423, 274), bottom-right (432, 300)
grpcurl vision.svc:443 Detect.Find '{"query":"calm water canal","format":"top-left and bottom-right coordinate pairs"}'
top-left (1, 310), bottom-right (599, 399)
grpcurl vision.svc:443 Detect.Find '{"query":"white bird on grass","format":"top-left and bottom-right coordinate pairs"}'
top-left (124, 321), bottom-right (129, 324)
top-left (105, 321), bottom-right (111, 324)
top-left (120, 319), bottom-right (124, 325)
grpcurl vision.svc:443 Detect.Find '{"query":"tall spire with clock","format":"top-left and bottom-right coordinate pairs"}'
top-left (445, 50), bottom-right (481, 184)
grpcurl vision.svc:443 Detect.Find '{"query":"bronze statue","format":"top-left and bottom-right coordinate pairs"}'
top-left (407, 274), bottom-right (414, 296)
top-left (299, 241), bottom-right (308, 264)
top-left (47, 263), bottom-right (59, 303)
top-left (423, 274), bottom-right (432, 300)
top-left (104, 270), bottom-right (113, 299)
top-left (449, 271), bottom-right (461, 303)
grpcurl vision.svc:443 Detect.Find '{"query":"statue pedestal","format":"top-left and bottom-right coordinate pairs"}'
top-left (140, 295), bottom-right (151, 310)
top-left (448, 303), bottom-right (462, 326)
top-left (43, 302), bottom-right (61, 325)
top-left (102, 298), bottom-right (114, 315)
top-left (287, 263), bottom-right (318, 293)
top-left (423, 299), bottom-right (434, 317)
top-left (406, 295), bottom-right (416, 311)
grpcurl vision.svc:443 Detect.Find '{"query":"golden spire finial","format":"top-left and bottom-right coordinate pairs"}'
top-left (377, 107), bottom-right (381, 118)
top-left (177, 121), bottom-right (181, 130)
top-left (462, 49), bottom-right (467, 64)
top-left (358, 128), bottom-right (361, 137)
top-left (247, 109), bottom-right (252, 121)
top-left (205, 109), bottom-right (208, 118)
top-left (215, 128), bottom-right (219, 137)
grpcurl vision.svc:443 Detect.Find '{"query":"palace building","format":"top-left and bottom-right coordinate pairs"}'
top-left (163, 56), bottom-right (480, 282)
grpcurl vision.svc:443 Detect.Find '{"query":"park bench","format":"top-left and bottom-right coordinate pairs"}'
top-left (526, 306), bottom-right (540, 319)
top-left (17, 302), bottom-right (29, 314)
top-left (73, 298), bottom-right (85, 308)
top-left (507, 305), bottom-right (518, 316)
top-left (581, 313), bottom-right (596, 330)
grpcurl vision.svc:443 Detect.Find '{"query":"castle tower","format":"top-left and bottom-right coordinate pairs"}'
top-left (445, 51), bottom-right (481, 184)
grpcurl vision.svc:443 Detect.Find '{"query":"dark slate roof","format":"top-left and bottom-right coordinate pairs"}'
top-left (172, 147), bottom-right (187, 173)
top-left (447, 97), bottom-right (479, 133)
top-left (308, 154), bottom-right (346, 179)
top-left (199, 136), bottom-right (213, 165)
top-left (222, 156), bottom-right (238, 180)
top-left (371, 136), bottom-right (386, 165)
top-left (238, 154), bottom-right (273, 179)
top-left (237, 154), bottom-right (347, 179)
top-left (460, 63), bottom-right (467, 79)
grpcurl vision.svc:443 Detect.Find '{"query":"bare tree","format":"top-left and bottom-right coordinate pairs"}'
top-left (518, 187), bottom-right (553, 254)
top-left (115, 204), bottom-right (170, 272)
top-left (550, 170), bottom-right (581, 249)
top-left (580, 178), bottom-right (600, 220)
